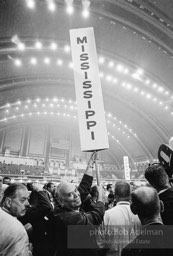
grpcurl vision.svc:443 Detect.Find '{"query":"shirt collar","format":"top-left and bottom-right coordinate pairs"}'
top-left (117, 201), bottom-right (130, 205)
top-left (158, 188), bottom-right (169, 195)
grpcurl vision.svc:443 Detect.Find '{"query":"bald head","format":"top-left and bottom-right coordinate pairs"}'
top-left (115, 181), bottom-right (130, 201)
top-left (55, 181), bottom-right (81, 210)
top-left (131, 186), bottom-right (160, 220)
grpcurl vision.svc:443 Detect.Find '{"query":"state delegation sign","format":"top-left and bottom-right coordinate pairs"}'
top-left (70, 27), bottom-right (109, 152)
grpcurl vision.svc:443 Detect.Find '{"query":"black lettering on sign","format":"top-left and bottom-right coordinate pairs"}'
top-left (91, 131), bottom-right (95, 140)
top-left (80, 53), bottom-right (88, 61)
top-left (88, 101), bottom-right (91, 109)
top-left (83, 91), bottom-right (92, 98)
top-left (77, 36), bottom-right (87, 44)
top-left (85, 110), bottom-right (95, 119)
top-left (83, 80), bottom-right (92, 89)
top-left (84, 72), bottom-right (88, 79)
top-left (81, 62), bottom-right (89, 70)
top-left (81, 45), bottom-right (85, 52)
top-left (87, 121), bottom-right (97, 130)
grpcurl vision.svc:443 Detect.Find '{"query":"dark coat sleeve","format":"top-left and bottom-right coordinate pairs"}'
top-left (78, 174), bottom-right (93, 203)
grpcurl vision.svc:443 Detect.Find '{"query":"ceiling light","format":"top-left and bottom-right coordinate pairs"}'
top-left (126, 83), bottom-right (132, 89)
top-left (69, 62), bottom-right (73, 69)
top-left (64, 45), bottom-right (70, 53)
top-left (30, 57), bottom-right (37, 65)
top-left (116, 64), bottom-right (124, 72)
top-left (26, 0), bottom-right (35, 9)
top-left (158, 86), bottom-right (164, 93)
top-left (57, 59), bottom-right (63, 66)
top-left (98, 56), bottom-right (105, 64)
top-left (50, 42), bottom-right (57, 50)
top-left (17, 42), bottom-right (25, 51)
top-left (113, 78), bottom-right (118, 83)
top-left (82, 0), bottom-right (90, 18)
top-left (14, 59), bottom-right (22, 66)
top-left (99, 72), bottom-right (104, 78)
top-left (106, 75), bottom-right (112, 81)
top-left (136, 68), bottom-right (144, 75)
top-left (44, 57), bottom-right (50, 64)
top-left (48, 1), bottom-right (56, 12)
top-left (35, 41), bottom-right (42, 49)
top-left (134, 87), bottom-right (139, 93)
top-left (152, 83), bottom-right (158, 88)
top-left (108, 61), bottom-right (114, 68)
top-left (145, 79), bottom-right (150, 85)
top-left (124, 68), bottom-right (129, 74)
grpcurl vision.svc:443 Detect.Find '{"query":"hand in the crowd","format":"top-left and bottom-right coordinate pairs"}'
top-left (88, 151), bottom-right (97, 168)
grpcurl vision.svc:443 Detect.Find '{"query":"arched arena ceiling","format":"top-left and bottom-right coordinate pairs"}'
top-left (0, 0), bottom-right (173, 168)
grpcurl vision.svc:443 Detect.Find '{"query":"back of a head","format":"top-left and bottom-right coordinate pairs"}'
top-left (145, 164), bottom-right (169, 191)
top-left (131, 186), bottom-right (160, 220)
top-left (90, 185), bottom-right (98, 198)
top-left (115, 181), bottom-right (130, 200)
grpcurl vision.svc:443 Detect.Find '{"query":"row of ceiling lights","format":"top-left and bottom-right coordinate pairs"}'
top-left (126, 0), bottom-right (172, 30)
top-left (11, 36), bottom-right (172, 102)
top-left (2, 97), bottom-right (136, 139)
top-left (25, 0), bottom-right (90, 17)
top-left (10, 56), bottom-right (173, 115)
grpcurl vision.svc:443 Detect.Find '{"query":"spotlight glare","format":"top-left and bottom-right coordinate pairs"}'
top-left (48, 2), bottom-right (56, 12)
top-left (66, 5), bottom-right (74, 14)
top-left (18, 43), bottom-right (25, 51)
top-left (108, 61), bottom-right (114, 68)
top-left (50, 42), bottom-right (57, 50)
top-left (64, 45), bottom-right (70, 53)
top-left (98, 56), bottom-right (105, 64)
top-left (35, 41), bottom-right (42, 49)
top-left (14, 59), bottom-right (22, 66)
top-left (44, 57), bottom-right (50, 64)
top-left (26, 0), bottom-right (35, 9)
top-left (82, 9), bottom-right (89, 18)
top-left (57, 59), bottom-right (63, 66)
top-left (30, 57), bottom-right (37, 65)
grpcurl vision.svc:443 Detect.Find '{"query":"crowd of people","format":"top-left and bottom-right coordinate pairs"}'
top-left (0, 152), bottom-right (173, 256)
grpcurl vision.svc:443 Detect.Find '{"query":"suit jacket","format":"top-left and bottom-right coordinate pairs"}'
top-left (121, 223), bottom-right (173, 256)
top-left (19, 190), bottom-right (54, 256)
top-left (159, 188), bottom-right (173, 224)
top-left (53, 174), bottom-right (105, 256)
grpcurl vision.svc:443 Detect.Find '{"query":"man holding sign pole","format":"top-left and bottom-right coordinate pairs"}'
top-left (53, 152), bottom-right (105, 256)
top-left (70, 27), bottom-right (109, 185)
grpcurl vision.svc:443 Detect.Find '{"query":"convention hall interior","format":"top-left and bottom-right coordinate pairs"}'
top-left (0, 0), bottom-right (173, 184)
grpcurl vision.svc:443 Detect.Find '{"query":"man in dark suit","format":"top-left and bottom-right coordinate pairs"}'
top-left (53, 152), bottom-right (105, 256)
top-left (144, 163), bottom-right (173, 225)
top-left (121, 186), bottom-right (173, 256)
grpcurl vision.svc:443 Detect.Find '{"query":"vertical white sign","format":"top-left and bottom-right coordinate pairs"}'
top-left (123, 156), bottom-right (130, 180)
top-left (70, 27), bottom-right (109, 152)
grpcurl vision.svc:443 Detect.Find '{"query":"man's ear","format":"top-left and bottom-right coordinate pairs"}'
top-left (160, 200), bottom-right (164, 213)
top-left (130, 203), bottom-right (137, 215)
top-left (4, 197), bottom-right (12, 208)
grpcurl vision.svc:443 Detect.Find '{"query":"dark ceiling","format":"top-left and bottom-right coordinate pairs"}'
top-left (0, 0), bottom-right (173, 168)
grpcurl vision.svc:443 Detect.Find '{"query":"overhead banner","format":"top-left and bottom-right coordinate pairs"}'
top-left (123, 156), bottom-right (130, 180)
top-left (70, 27), bottom-right (109, 152)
